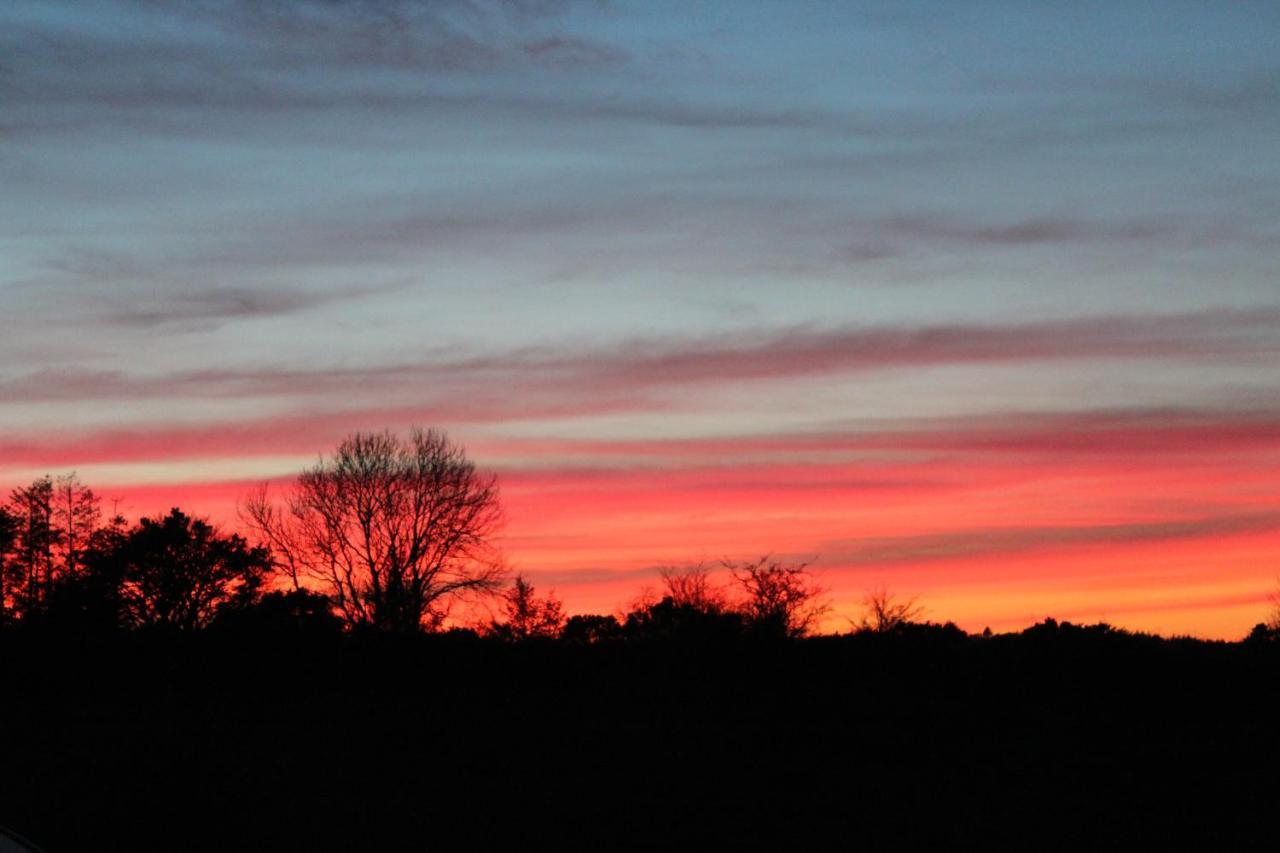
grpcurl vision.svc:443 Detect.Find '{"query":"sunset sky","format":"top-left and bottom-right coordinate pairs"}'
top-left (3, 1), bottom-right (1279, 636)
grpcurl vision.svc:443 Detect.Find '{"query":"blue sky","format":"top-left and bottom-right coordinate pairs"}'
top-left (4, 0), bottom-right (1278, 444)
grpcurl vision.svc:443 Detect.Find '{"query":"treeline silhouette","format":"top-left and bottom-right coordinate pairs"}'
top-left (3, 432), bottom-right (1280, 851)
top-left (0, 475), bottom-right (827, 643)
top-left (0, 431), bottom-right (832, 641)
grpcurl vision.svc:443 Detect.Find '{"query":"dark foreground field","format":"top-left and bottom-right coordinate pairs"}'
top-left (3, 622), bottom-right (1278, 851)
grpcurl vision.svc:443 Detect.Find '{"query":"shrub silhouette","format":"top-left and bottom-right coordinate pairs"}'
top-left (561, 613), bottom-right (622, 644)
top-left (211, 589), bottom-right (344, 635)
top-left (622, 596), bottom-right (746, 642)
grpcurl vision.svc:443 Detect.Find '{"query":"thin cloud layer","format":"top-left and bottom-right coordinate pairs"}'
top-left (4, 307), bottom-right (1278, 403)
top-left (819, 513), bottom-right (1280, 568)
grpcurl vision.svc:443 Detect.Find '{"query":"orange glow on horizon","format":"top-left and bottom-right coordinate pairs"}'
top-left (11, 421), bottom-right (1274, 641)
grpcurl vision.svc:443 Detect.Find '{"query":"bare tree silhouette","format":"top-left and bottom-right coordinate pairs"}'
top-left (726, 556), bottom-right (828, 638)
top-left (1267, 576), bottom-right (1280, 633)
top-left (855, 586), bottom-right (924, 633)
top-left (243, 427), bottom-right (505, 632)
top-left (659, 564), bottom-right (728, 613)
top-left (52, 473), bottom-right (100, 580)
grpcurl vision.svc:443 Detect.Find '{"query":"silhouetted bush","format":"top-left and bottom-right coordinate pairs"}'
top-left (561, 613), bottom-right (622, 644)
top-left (622, 595), bottom-right (747, 643)
top-left (211, 589), bottom-right (345, 636)
top-left (1245, 622), bottom-right (1279, 644)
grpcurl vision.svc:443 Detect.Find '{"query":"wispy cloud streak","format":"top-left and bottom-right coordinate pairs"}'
top-left (5, 404), bottom-right (1280, 473)
top-left (819, 513), bottom-right (1280, 567)
top-left (4, 308), bottom-right (1277, 403)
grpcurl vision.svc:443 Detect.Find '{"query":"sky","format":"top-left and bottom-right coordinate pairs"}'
top-left (3, 0), bottom-right (1279, 637)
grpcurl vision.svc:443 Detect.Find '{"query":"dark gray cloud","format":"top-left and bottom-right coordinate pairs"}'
top-left (876, 215), bottom-right (1174, 247)
top-left (102, 284), bottom-right (388, 328)
top-left (18, 245), bottom-right (408, 330)
top-left (19, 0), bottom-right (618, 75)
top-left (0, 1), bottom-right (920, 142)
top-left (0, 0), bottom-right (635, 142)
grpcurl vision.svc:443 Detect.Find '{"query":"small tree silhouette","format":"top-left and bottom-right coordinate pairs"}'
top-left (726, 556), bottom-right (828, 638)
top-left (46, 512), bottom-right (130, 631)
top-left (52, 473), bottom-right (100, 580)
top-left (98, 509), bottom-right (271, 631)
top-left (855, 586), bottom-right (924, 633)
top-left (0, 505), bottom-right (17, 622)
top-left (658, 564), bottom-right (728, 613)
top-left (7, 476), bottom-right (59, 616)
top-left (490, 574), bottom-right (564, 640)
